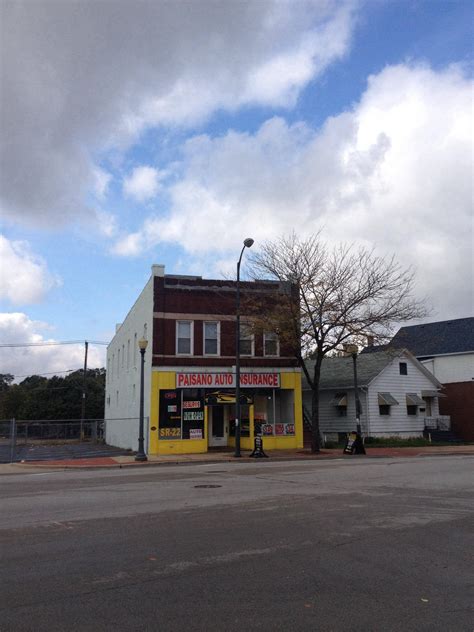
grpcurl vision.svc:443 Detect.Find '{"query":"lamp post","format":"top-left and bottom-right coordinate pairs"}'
top-left (135, 337), bottom-right (148, 462)
top-left (351, 350), bottom-right (362, 436)
top-left (234, 237), bottom-right (254, 458)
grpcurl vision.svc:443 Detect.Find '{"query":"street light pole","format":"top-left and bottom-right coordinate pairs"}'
top-left (135, 337), bottom-right (148, 462)
top-left (234, 237), bottom-right (254, 458)
top-left (351, 351), bottom-right (362, 435)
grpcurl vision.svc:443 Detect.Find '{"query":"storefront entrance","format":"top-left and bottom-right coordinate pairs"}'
top-left (208, 406), bottom-right (228, 447)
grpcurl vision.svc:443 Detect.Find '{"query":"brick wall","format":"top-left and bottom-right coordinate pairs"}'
top-left (439, 382), bottom-right (474, 441)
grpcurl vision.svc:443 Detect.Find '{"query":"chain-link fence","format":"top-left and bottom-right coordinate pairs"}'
top-left (0, 418), bottom-right (137, 463)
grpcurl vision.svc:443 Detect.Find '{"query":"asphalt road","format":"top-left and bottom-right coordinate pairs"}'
top-left (0, 457), bottom-right (472, 631)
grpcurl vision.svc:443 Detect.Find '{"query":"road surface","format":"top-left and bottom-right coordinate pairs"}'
top-left (0, 456), bottom-right (472, 631)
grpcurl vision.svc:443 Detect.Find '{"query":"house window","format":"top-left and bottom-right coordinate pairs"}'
top-left (399, 362), bottom-right (408, 375)
top-left (176, 321), bottom-right (193, 355)
top-left (337, 406), bottom-right (347, 417)
top-left (378, 392), bottom-right (398, 416)
top-left (407, 405), bottom-right (418, 416)
top-left (240, 324), bottom-right (254, 356)
top-left (204, 322), bottom-right (219, 355)
top-left (264, 332), bottom-right (279, 357)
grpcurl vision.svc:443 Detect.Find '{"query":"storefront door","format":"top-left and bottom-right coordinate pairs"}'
top-left (209, 406), bottom-right (228, 447)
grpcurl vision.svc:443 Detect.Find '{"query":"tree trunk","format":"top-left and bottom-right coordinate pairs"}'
top-left (310, 362), bottom-right (322, 453)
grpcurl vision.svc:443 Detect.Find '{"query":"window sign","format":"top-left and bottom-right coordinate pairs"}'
top-left (159, 389), bottom-right (205, 440)
top-left (159, 390), bottom-right (182, 440)
top-left (182, 392), bottom-right (205, 439)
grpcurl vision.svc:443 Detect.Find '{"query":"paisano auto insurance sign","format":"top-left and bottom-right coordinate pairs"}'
top-left (176, 372), bottom-right (280, 389)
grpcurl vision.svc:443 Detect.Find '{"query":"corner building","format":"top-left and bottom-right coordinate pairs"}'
top-left (105, 265), bottom-right (303, 455)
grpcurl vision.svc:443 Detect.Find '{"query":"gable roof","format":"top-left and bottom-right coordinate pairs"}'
top-left (303, 349), bottom-right (441, 391)
top-left (389, 317), bottom-right (474, 357)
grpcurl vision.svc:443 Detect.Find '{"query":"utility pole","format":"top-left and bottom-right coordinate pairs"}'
top-left (80, 341), bottom-right (88, 440)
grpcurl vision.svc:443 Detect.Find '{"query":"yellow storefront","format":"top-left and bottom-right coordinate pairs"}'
top-left (148, 369), bottom-right (303, 455)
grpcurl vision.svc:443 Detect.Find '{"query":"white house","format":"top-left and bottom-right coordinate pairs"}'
top-left (302, 349), bottom-right (444, 440)
top-left (388, 318), bottom-right (474, 441)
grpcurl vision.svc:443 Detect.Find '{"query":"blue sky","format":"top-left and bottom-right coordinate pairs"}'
top-left (1, 0), bottom-right (472, 376)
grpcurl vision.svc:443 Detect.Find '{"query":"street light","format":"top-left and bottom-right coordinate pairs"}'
top-left (234, 237), bottom-right (254, 458)
top-left (135, 337), bottom-right (148, 462)
top-left (350, 349), bottom-right (362, 436)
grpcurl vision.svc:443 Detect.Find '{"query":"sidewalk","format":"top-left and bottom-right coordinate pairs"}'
top-left (2, 444), bottom-right (473, 472)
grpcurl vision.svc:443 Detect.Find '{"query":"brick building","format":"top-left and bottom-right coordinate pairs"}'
top-left (105, 265), bottom-right (303, 454)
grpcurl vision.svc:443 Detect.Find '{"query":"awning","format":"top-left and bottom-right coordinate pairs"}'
top-left (421, 390), bottom-right (446, 398)
top-left (378, 392), bottom-right (399, 406)
top-left (330, 394), bottom-right (347, 406)
top-left (406, 393), bottom-right (425, 406)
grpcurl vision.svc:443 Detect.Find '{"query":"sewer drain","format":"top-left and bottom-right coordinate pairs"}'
top-left (194, 484), bottom-right (222, 489)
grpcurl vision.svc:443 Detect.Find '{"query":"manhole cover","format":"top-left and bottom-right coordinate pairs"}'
top-left (194, 484), bottom-right (222, 489)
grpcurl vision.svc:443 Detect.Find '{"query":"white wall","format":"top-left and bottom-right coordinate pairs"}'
top-left (105, 267), bottom-right (161, 450)
top-left (303, 389), bottom-right (369, 435)
top-left (421, 353), bottom-right (474, 384)
top-left (367, 355), bottom-right (439, 437)
top-left (303, 353), bottom-right (441, 438)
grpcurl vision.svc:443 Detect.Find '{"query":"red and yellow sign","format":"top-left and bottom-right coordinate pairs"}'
top-left (176, 372), bottom-right (280, 388)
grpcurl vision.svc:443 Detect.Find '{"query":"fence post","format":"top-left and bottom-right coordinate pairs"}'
top-left (10, 418), bottom-right (17, 463)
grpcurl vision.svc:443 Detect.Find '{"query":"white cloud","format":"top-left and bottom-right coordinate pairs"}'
top-left (115, 63), bottom-right (473, 319)
top-left (0, 0), bottom-right (355, 227)
top-left (93, 210), bottom-right (118, 238)
top-left (93, 168), bottom-right (112, 200)
top-left (0, 313), bottom-right (105, 379)
top-left (0, 236), bottom-right (61, 305)
top-left (123, 166), bottom-right (162, 202)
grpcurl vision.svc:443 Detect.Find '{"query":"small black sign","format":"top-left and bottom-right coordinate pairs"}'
top-left (343, 432), bottom-right (366, 455)
top-left (250, 435), bottom-right (268, 458)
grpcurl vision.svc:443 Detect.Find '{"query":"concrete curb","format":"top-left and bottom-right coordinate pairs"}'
top-left (3, 448), bottom-right (473, 472)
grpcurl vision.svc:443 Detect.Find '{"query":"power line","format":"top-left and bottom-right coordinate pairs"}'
top-left (12, 369), bottom-right (78, 378)
top-left (0, 340), bottom-right (109, 348)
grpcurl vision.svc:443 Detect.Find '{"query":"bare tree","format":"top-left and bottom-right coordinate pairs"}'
top-left (247, 232), bottom-right (428, 453)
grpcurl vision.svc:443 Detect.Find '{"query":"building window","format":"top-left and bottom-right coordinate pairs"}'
top-left (240, 323), bottom-right (254, 356)
top-left (127, 339), bottom-right (130, 369)
top-left (264, 332), bottom-right (279, 357)
top-left (176, 321), bottom-right (193, 355)
top-left (122, 344), bottom-right (125, 367)
top-left (117, 349), bottom-right (120, 374)
top-left (407, 405), bottom-right (418, 416)
top-left (337, 406), bottom-right (347, 417)
top-left (134, 333), bottom-right (137, 367)
top-left (204, 321), bottom-right (219, 355)
top-left (379, 405), bottom-right (391, 415)
top-left (399, 362), bottom-right (407, 375)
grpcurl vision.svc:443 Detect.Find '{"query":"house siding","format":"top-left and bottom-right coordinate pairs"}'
top-left (303, 352), bottom-right (441, 438)
top-left (367, 356), bottom-right (439, 436)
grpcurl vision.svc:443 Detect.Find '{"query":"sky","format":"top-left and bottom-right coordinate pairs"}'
top-left (0, 0), bottom-right (473, 378)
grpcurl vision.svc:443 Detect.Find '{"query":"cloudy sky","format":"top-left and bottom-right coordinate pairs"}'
top-left (1, 0), bottom-right (472, 377)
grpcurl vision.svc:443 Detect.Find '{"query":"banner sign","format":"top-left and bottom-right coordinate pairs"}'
top-left (176, 372), bottom-right (280, 389)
